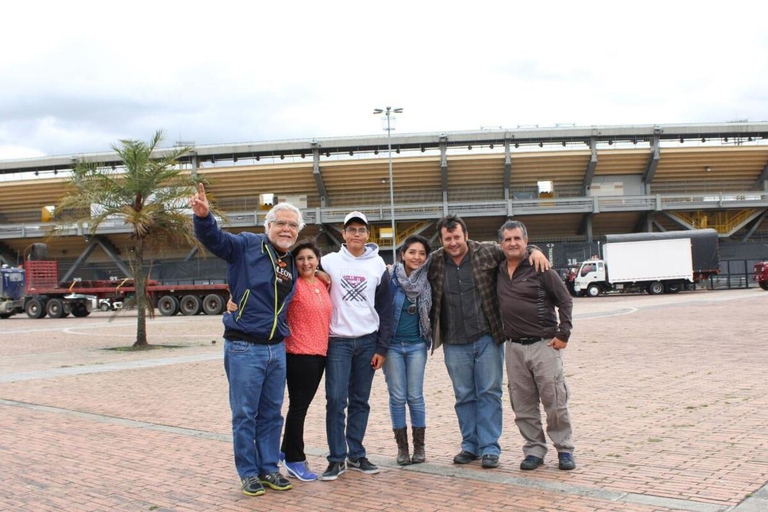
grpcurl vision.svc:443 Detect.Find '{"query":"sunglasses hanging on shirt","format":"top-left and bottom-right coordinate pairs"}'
top-left (406, 297), bottom-right (417, 315)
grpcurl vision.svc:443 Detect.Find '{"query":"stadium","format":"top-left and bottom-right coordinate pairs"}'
top-left (1, 121), bottom-right (768, 286)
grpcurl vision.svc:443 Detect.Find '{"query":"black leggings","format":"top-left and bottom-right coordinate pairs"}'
top-left (281, 353), bottom-right (326, 462)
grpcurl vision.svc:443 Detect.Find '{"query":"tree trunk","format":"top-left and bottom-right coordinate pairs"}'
top-left (133, 237), bottom-right (149, 347)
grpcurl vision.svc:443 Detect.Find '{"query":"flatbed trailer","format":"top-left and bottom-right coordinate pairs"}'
top-left (8, 260), bottom-right (229, 319)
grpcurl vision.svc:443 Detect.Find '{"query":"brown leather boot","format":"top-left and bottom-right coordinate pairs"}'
top-left (394, 428), bottom-right (411, 466)
top-left (411, 426), bottom-right (426, 464)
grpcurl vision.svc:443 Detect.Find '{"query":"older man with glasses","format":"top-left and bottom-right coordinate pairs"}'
top-left (319, 211), bottom-right (393, 481)
top-left (192, 184), bottom-right (300, 497)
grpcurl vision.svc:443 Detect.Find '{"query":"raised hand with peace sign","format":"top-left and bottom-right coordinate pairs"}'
top-left (190, 183), bottom-right (210, 218)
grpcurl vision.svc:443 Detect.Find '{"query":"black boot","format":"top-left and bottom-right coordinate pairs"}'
top-left (411, 426), bottom-right (426, 464)
top-left (394, 428), bottom-right (411, 466)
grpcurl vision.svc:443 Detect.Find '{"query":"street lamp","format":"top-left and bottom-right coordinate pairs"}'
top-left (373, 106), bottom-right (402, 262)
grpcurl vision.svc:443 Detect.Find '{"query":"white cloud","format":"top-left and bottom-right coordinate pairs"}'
top-left (0, 145), bottom-right (46, 160)
top-left (1, 0), bottom-right (768, 159)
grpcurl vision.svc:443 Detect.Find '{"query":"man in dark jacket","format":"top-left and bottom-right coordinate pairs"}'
top-left (192, 184), bottom-right (299, 497)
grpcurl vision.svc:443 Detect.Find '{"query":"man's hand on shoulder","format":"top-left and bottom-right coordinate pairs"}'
top-left (316, 270), bottom-right (332, 288)
top-left (528, 248), bottom-right (551, 272)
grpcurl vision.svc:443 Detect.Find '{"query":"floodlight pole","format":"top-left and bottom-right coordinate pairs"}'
top-left (374, 106), bottom-right (402, 263)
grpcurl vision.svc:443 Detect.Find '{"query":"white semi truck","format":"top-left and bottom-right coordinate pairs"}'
top-left (573, 229), bottom-right (720, 297)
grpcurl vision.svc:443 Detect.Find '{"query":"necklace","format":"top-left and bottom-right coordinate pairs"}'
top-left (275, 250), bottom-right (288, 269)
top-left (301, 276), bottom-right (320, 294)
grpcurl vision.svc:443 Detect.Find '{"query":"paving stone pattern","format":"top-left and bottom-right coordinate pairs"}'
top-left (1, 289), bottom-right (767, 511)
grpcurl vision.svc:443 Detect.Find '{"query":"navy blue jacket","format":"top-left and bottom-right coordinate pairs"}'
top-left (194, 213), bottom-right (295, 342)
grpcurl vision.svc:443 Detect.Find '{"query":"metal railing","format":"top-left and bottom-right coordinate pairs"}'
top-left (2, 191), bottom-right (767, 240)
top-left (368, 220), bottom-right (431, 247)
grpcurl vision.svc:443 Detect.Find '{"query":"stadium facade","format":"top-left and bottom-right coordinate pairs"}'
top-left (1, 122), bottom-right (767, 282)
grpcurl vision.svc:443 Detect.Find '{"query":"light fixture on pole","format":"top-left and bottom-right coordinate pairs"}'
top-left (373, 106), bottom-right (402, 262)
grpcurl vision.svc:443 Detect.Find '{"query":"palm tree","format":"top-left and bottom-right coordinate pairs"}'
top-left (56, 130), bottom-right (206, 348)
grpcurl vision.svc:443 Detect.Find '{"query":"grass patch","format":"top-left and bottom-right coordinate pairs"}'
top-left (648, 438), bottom-right (663, 443)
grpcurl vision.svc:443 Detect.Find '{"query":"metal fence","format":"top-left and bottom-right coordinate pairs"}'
top-left (704, 259), bottom-right (764, 290)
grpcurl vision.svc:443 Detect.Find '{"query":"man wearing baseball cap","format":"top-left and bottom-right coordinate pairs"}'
top-left (319, 211), bottom-right (393, 481)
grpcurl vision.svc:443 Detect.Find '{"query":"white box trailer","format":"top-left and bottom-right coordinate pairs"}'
top-left (573, 236), bottom-right (706, 297)
top-left (603, 238), bottom-right (692, 283)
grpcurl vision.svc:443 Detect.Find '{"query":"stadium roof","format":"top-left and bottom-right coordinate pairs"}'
top-left (2, 122), bottom-right (768, 176)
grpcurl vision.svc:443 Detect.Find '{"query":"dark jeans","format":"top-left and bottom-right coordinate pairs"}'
top-left (325, 333), bottom-right (377, 462)
top-left (281, 353), bottom-right (326, 463)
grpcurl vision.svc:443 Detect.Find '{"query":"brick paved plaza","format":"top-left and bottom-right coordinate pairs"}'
top-left (2, 289), bottom-right (768, 512)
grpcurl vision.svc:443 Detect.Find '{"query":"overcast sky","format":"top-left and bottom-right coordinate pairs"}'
top-left (2, 1), bottom-right (767, 160)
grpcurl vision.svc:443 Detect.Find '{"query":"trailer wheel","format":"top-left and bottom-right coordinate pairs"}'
top-left (202, 294), bottom-right (225, 315)
top-left (157, 295), bottom-right (180, 316)
top-left (586, 284), bottom-right (601, 297)
top-left (46, 298), bottom-right (65, 319)
top-left (100, 302), bottom-right (111, 312)
top-left (26, 298), bottom-right (46, 319)
top-left (666, 282), bottom-right (682, 294)
top-left (71, 304), bottom-right (91, 317)
top-left (180, 295), bottom-right (202, 316)
top-left (760, 281), bottom-right (768, 291)
top-left (648, 281), bottom-right (665, 295)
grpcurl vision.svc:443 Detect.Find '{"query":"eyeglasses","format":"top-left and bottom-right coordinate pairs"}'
top-left (345, 227), bottom-right (368, 235)
top-left (406, 298), bottom-right (417, 315)
top-left (272, 220), bottom-right (300, 230)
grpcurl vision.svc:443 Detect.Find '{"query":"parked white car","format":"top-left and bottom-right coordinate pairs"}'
top-left (98, 298), bottom-right (123, 312)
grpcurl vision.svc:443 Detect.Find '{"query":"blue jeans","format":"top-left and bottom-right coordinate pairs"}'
top-left (325, 333), bottom-right (377, 462)
top-left (383, 341), bottom-right (427, 429)
top-left (224, 339), bottom-right (286, 478)
top-left (443, 335), bottom-right (504, 457)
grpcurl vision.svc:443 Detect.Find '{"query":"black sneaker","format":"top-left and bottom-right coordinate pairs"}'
top-left (453, 450), bottom-right (480, 464)
top-left (258, 471), bottom-right (292, 491)
top-left (520, 455), bottom-right (544, 470)
top-left (241, 476), bottom-right (265, 496)
top-left (347, 456), bottom-right (380, 474)
top-left (558, 452), bottom-right (576, 470)
top-left (320, 461), bottom-right (346, 481)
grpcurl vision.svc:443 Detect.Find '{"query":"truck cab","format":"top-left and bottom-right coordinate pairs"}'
top-left (755, 262), bottom-right (768, 290)
top-left (0, 266), bottom-right (26, 318)
top-left (573, 260), bottom-right (606, 297)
